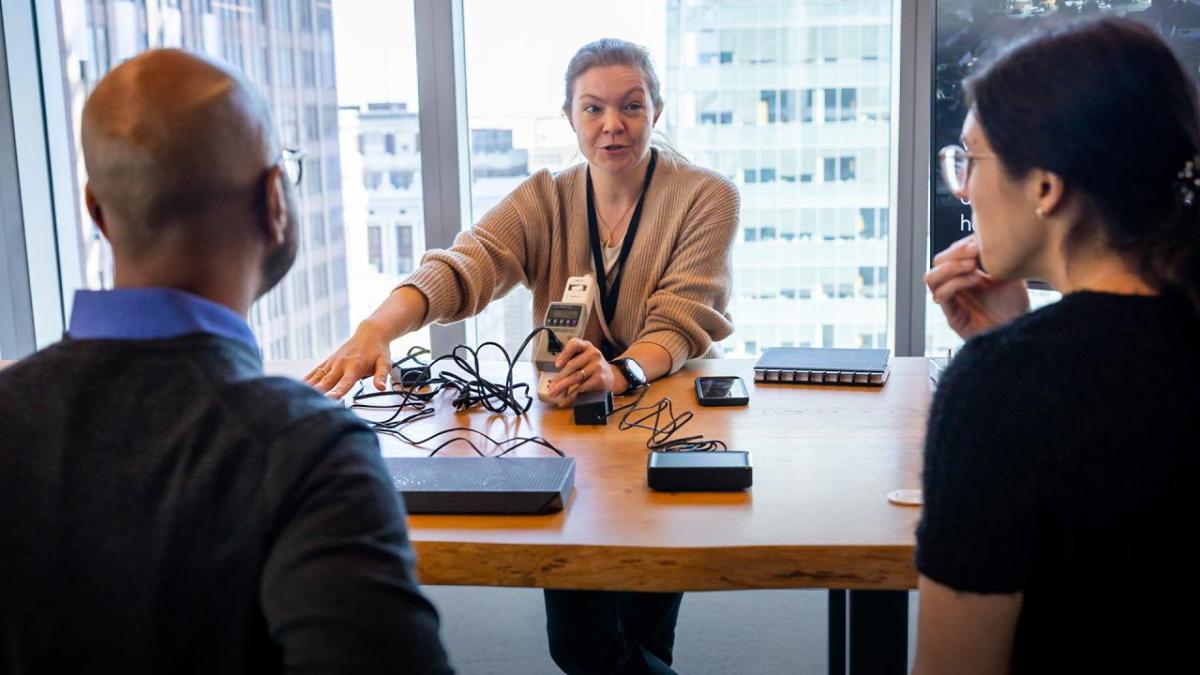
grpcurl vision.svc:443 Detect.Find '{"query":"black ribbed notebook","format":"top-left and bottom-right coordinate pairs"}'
top-left (753, 348), bottom-right (891, 386)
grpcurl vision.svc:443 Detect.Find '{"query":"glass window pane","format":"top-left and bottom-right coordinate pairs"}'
top-left (54, 0), bottom-right (429, 361)
top-left (462, 0), bottom-right (666, 351)
top-left (461, 0), bottom-right (892, 357)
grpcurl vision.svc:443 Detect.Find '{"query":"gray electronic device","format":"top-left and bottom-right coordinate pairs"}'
top-left (385, 456), bottom-right (575, 514)
top-left (534, 303), bottom-right (588, 371)
top-left (535, 276), bottom-right (597, 404)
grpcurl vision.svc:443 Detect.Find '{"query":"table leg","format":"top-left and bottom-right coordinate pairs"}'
top-left (828, 590), bottom-right (908, 675)
top-left (850, 590), bottom-right (908, 674)
top-left (828, 589), bottom-right (846, 674)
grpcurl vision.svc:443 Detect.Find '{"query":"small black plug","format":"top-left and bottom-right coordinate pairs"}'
top-left (545, 328), bottom-right (564, 354)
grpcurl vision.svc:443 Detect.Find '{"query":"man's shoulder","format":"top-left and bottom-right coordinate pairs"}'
top-left (216, 375), bottom-right (372, 448)
top-left (0, 339), bottom-right (371, 452)
top-left (0, 342), bottom-right (97, 405)
top-left (0, 340), bottom-right (76, 379)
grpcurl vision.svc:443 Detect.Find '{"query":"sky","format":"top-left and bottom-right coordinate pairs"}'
top-left (331, 0), bottom-right (668, 120)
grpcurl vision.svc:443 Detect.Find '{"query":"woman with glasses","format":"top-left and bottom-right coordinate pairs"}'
top-left (306, 38), bottom-right (738, 675)
top-left (914, 18), bottom-right (1200, 674)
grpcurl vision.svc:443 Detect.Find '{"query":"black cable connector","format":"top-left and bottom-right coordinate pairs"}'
top-left (545, 329), bottom-right (564, 354)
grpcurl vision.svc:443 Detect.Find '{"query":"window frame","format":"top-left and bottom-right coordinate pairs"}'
top-left (1, 0), bottom-right (83, 358)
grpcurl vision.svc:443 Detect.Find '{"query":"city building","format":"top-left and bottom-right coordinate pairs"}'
top-left (58, 0), bottom-right (350, 358)
top-left (665, 0), bottom-right (892, 355)
top-left (339, 101), bottom-right (533, 349)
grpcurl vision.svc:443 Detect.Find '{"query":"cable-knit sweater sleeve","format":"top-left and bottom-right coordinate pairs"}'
top-left (634, 172), bottom-right (739, 372)
top-left (400, 171), bottom-right (554, 325)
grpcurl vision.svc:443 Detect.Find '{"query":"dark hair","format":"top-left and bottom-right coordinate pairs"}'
top-left (966, 17), bottom-right (1200, 312)
top-left (562, 38), bottom-right (664, 119)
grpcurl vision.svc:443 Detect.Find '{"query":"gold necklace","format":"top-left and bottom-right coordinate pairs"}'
top-left (597, 195), bottom-right (640, 248)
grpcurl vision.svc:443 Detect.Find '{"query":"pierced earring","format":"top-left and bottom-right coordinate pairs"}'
top-left (1035, 207), bottom-right (1045, 218)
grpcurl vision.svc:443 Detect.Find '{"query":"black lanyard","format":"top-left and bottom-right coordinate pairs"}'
top-left (586, 148), bottom-right (658, 336)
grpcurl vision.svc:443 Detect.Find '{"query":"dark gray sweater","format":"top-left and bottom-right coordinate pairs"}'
top-left (0, 334), bottom-right (452, 674)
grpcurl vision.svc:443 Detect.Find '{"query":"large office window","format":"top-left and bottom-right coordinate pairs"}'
top-left (50, 0), bottom-right (428, 359)
top-left (6, 1), bottom-right (921, 362)
top-left (926, 0), bottom-right (1200, 355)
top-left (461, 0), bottom-right (669, 351)
top-left (675, 1), bottom-right (893, 355)
top-left (463, 0), bottom-right (894, 356)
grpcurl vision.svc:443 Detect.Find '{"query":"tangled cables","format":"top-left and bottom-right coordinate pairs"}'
top-left (346, 325), bottom-right (726, 456)
top-left (348, 329), bottom-right (565, 457)
top-left (610, 388), bottom-right (728, 453)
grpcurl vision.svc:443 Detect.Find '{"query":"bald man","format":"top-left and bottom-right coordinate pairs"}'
top-left (0, 49), bottom-right (453, 674)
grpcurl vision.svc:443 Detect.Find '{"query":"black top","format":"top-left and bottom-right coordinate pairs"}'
top-left (0, 334), bottom-right (452, 674)
top-left (917, 291), bottom-right (1200, 673)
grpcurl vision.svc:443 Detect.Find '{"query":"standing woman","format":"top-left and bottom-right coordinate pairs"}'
top-left (308, 39), bottom-right (739, 673)
top-left (916, 18), bottom-right (1200, 674)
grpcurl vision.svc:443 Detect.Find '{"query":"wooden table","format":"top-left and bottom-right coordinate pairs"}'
top-left (270, 357), bottom-right (932, 674)
top-left (1, 356), bottom-right (928, 672)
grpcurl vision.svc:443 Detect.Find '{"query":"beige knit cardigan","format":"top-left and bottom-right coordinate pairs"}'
top-left (403, 152), bottom-right (740, 373)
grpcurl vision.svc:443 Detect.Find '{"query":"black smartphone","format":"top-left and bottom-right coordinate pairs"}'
top-left (694, 376), bottom-right (749, 407)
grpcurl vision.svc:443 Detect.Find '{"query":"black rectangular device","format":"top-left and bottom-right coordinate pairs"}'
top-left (694, 376), bottom-right (749, 406)
top-left (647, 451), bottom-right (752, 492)
top-left (573, 389), bottom-right (613, 425)
top-left (384, 457), bottom-right (575, 514)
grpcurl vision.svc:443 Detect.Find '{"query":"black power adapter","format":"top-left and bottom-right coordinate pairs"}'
top-left (647, 451), bottom-right (753, 492)
top-left (572, 390), bottom-right (613, 425)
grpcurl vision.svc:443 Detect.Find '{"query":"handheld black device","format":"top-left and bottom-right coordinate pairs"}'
top-left (694, 376), bottom-right (749, 407)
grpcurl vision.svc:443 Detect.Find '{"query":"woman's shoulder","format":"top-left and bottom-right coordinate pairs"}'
top-left (947, 292), bottom-right (1117, 380)
top-left (513, 167), bottom-right (566, 195)
top-left (547, 163), bottom-right (586, 190)
top-left (935, 310), bottom-right (1070, 420)
top-left (659, 153), bottom-right (738, 198)
top-left (941, 318), bottom-right (1050, 391)
top-left (498, 167), bottom-right (579, 215)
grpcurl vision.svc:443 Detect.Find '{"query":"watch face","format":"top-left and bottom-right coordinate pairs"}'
top-left (620, 358), bottom-right (646, 386)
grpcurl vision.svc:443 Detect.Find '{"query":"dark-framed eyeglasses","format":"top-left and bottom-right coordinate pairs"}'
top-left (937, 144), bottom-right (996, 198)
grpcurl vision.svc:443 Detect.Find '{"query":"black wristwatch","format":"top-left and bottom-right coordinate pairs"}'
top-left (611, 358), bottom-right (647, 394)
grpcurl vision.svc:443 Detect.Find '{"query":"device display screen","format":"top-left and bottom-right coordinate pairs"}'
top-left (649, 452), bottom-right (750, 469)
top-left (546, 304), bottom-right (582, 326)
top-left (696, 376), bottom-right (748, 401)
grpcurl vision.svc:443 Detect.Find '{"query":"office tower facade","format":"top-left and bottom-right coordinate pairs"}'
top-left (346, 103), bottom-right (424, 280)
top-left (58, 0), bottom-right (350, 358)
top-left (665, 0), bottom-right (892, 355)
top-left (340, 101), bottom-right (533, 349)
